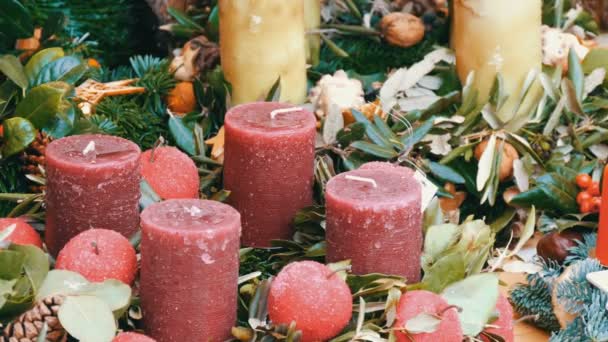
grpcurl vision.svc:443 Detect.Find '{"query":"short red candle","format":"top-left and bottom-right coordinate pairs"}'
top-left (45, 134), bottom-right (141, 256)
top-left (140, 199), bottom-right (241, 341)
top-left (224, 102), bottom-right (316, 247)
top-left (597, 165), bottom-right (608, 264)
top-left (325, 168), bottom-right (422, 280)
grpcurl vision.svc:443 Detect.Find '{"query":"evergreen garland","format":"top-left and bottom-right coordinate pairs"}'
top-left (0, 158), bottom-right (27, 216)
top-left (564, 234), bottom-right (597, 266)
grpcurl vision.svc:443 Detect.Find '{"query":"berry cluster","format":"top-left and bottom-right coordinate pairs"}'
top-left (576, 174), bottom-right (602, 214)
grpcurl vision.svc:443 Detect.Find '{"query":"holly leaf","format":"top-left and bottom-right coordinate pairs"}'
top-left (58, 296), bottom-right (117, 342)
top-left (1, 117), bottom-right (36, 157)
top-left (24, 48), bottom-right (65, 86)
top-left (441, 273), bottom-right (499, 336)
top-left (405, 313), bottom-right (442, 334)
top-left (0, 55), bottom-right (28, 90)
top-left (15, 82), bottom-right (70, 129)
top-left (0, 0), bottom-right (34, 38)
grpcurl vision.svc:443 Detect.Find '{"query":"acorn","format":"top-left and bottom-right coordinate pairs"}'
top-left (380, 13), bottom-right (425, 48)
top-left (536, 229), bottom-right (586, 264)
top-left (474, 139), bottom-right (519, 182)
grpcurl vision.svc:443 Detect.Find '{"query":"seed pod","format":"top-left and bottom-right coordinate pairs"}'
top-left (380, 13), bottom-right (425, 48)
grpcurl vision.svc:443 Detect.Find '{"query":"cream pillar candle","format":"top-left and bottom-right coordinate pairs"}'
top-left (219, 0), bottom-right (307, 105)
top-left (304, 0), bottom-right (321, 66)
top-left (452, 0), bottom-right (542, 122)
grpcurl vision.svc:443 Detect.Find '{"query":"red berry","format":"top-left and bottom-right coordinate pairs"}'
top-left (577, 191), bottom-right (592, 205)
top-left (480, 294), bottom-right (514, 342)
top-left (576, 174), bottom-right (592, 189)
top-left (580, 199), bottom-right (594, 214)
top-left (268, 261), bottom-right (352, 342)
top-left (55, 229), bottom-right (137, 284)
top-left (141, 147), bottom-right (199, 200)
top-left (113, 332), bottom-right (156, 342)
top-left (589, 182), bottom-right (601, 196)
top-left (0, 218), bottom-right (42, 248)
top-left (592, 197), bottom-right (602, 212)
top-left (394, 290), bottom-right (463, 342)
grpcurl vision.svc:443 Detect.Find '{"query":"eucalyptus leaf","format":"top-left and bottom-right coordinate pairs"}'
top-left (0, 249), bottom-right (25, 280)
top-left (9, 244), bottom-right (49, 292)
top-left (422, 252), bottom-right (466, 293)
top-left (2, 117), bottom-right (36, 157)
top-left (0, 55), bottom-right (28, 90)
top-left (58, 296), bottom-right (117, 342)
top-left (75, 280), bottom-right (132, 312)
top-left (0, 279), bottom-right (17, 308)
top-left (441, 273), bottom-right (499, 336)
top-left (15, 83), bottom-right (70, 129)
top-left (404, 313), bottom-right (442, 334)
top-left (422, 223), bottom-right (460, 269)
top-left (168, 114), bottom-right (196, 155)
top-left (36, 270), bottom-right (88, 301)
top-left (24, 48), bottom-right (64, 86)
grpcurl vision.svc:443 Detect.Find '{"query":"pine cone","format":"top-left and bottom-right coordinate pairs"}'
top-left (1, 296), bottom-right (66, 342)
top-left (20, 132), bottom-right (50, 193)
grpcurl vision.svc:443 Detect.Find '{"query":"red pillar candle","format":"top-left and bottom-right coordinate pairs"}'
top-left (140, 199), bottom-right (241, 341)
top-left (597, 165), bottom-right (608, 264)
top-left (224, 102), bottom-right (316, 247)
top-left (325, 168), bottom-right (422, 281)
top-left (45, 134), bottom-right (141, 256)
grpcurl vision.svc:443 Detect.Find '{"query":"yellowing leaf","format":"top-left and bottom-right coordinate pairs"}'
top-left (476, 134), bottom-right (496, 191)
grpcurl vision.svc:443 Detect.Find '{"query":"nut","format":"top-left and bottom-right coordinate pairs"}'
top-left (380, 13), bottom-right (425, 48)
top-left (474, 139), bottom-right (519, 182)
top-left (537, 229), bottom-right (585, 264)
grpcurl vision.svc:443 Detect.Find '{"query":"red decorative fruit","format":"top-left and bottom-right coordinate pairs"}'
top-left (592, 197), bottom-right (602, 211)
top-left (580, 199), bottom-right (594, 214)
top-left (576, 174), bottom-right (592, 189)
top-left (577, 191), bottom-right (592, 205)
top-left (0, 217), bottom-right (42, 248)
top-left (113, 332), bottom-right (156, 342)
top-left (480, 294), bottom-right (514, 342)
top-left (55, 229), bottom-right (137, 284)
top-left (394, 290), bottom-right (463, 342)
top-left (589, 182), bottom-right (601, 196)
top-left (268, 261), bottom-right (352, 342)
top-left (141, 146), bottom-right (199, 199)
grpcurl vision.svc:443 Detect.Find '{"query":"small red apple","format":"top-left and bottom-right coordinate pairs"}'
top-left (480, 294), bottom-right (514, 342)
top-left (113, 332), bottom-right (156, 342)
top-left (141, 146), bottom-right (199, 199)
top-left (268, 261), bottom-right (352, 342)
top-left (394, 290), bottom-right (463, 342)
top-left (0, 217), bottom-right (43, 248)
top-left (55, 229), bottom-right (137, 284)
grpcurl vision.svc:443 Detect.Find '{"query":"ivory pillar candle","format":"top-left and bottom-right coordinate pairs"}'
top-left (304, 0), bottom-right (321, 66)
top-left (45, 134), bottom-right (141, 256)
top-left (140, 199), bottom-right (241, 341)
top-left (224, 102), bottom-right (316, 247)
top-left (219, 0), bottom-right (307, 104)
top-left (325, 168), bottom-right (422, 280)
top-left (452, 0), bottom-right (542, 122)
top-left (597, 165), bottom-right (608, 265)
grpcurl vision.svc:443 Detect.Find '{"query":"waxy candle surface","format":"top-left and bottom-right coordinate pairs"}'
top-left (597, 165), bottom-right (608, 265)
top-left (224, 102), bottom-right (316, 247)
top-left (219, 0), bottom-right (307, 104)
top-left (326, 168), bottom-right (422, 281)
top-left (45, 134), bottom-right (141, 256)
top-left (140, 199), bottom-right (241, 342)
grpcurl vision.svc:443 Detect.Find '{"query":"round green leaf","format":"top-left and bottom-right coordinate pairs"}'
top-left (36, 270), bottom-right (88, 301)
top-left (9, 244), bottom-right (49, 292)
top-left (15, 83), bottom-right (69, 129)
top-left (24, 48), bottom-right (65, 86)
top-left (1, 117), bottom-right (36, 157)
top-left (33, 56), bottom-right (83, 86)
top-left (58, 296), bottom-right (116, 342)
top-left (0, 55), bottom-right (28, 90)
top-left (75, 280), bottom-right (132, 312)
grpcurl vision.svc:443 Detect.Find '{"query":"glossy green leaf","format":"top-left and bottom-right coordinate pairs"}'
top-left (568, 48), bottom-right (584, 101)
top-left (168, 114), bottom-right (196, 155)
top-left (24, 48), bottom-right (64, 86)
top-left (167, 7), bottom-right (205, 31)
top-left (15, 83), bottom-right (68, 129)
top-left (441, 273), bottom-right (499, 336)
top-left (206, 5), bottom-right (220, 40)
top-left (350, 141), bottom-right (397, 159)
top-left (0, 249), bottom-right (25, 280)
top-left (0, 0), bottom-right (34, 38)
top-left (351, 109), bottom-right (391, 148)
top-left (9, 244), bottom-right (49, 292)
top-left (427, 161), bottom-right (465, 184)
top-left (0, 55), bottom-right (28, 90)
top-left (1, 117), bottom-right (36, 157)
top-left (33, 56), bottom-right (83, 86)
top-left (337, 122), bottom-right (365, 146)
top-left (58, 296), bottom-right (117, 342)
top-left (44, 100), bottom-right (76, 138)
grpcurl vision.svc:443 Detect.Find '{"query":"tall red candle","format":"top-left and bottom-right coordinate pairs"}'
top-left (597, 165), bottom-right (608, 265)
top-left (140, 199), bottom-right (241, 341)
top-left (45, 134), bottom-right (141, 256)
top-left (325, 168), bottom-right (422, 280)
top-left (224, 102), bottom-right (316, 247)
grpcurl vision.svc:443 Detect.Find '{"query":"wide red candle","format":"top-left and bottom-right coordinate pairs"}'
top-left (45, 134), bottom-right (141, 256)
top-left (597, 165), bottom-right (608, 265)
top-left (224, 102), bottom-right (316, 247)
top-left (325, 168), bottom-right (422, 281)
top-left (140, 199), bottom-right (241, 341)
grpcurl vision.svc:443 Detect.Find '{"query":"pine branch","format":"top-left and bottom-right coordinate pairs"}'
top-left (555, 259), bottom-right (603, 315)
top-left (550, 317), bottom-right (589, 342)
top-left (564, 233), bottom-right (597, 266)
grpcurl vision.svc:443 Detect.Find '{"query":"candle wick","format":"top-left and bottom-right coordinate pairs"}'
top-left (270, 107), bottom-right (303, 119)
top-left (82, 141), bottom-right (96, 155)
top-left (345, 175), bottom-right (378, 188)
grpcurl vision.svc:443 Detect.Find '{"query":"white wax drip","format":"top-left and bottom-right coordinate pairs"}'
top-left (345, 175), bottom-right (378, 188)
top-left (270, 107), bottom-right (303, 119)
top-left (184, 205), bottom-right (204, 218)
top-left (82, 141), bottom-right (96, 155)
